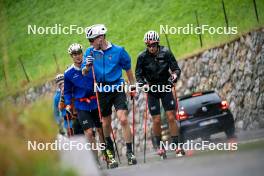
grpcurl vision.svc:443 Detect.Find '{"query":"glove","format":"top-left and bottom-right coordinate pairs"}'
top-left (142, 84), bottom-right (149, 93)
top-left (82, 67), bottom-right (89, 75)
top-left (58, 96), bottom-right (65, 110)
top-left (65, 105), bottom-right (72, 116)
top-left (130, 85), bottom-right (136, 99)
top-left (168, 73), bottom-right (178, 84)
top-left (86, 56), bottom-right (95, 67)
top-left (58, 101), bottom-right (65, 110)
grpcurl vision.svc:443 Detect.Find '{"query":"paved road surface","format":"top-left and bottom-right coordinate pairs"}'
top-left (59, 129), bottom-right (264, 176)
top-left (106, 147), bottom-right (263, 176)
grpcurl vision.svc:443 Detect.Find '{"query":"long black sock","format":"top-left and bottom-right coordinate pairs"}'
top-left (154, 136), bottom-right (162, 149)
top-left (105, 137), bottom-right (114, 151)
top-left (126, 143), bottom-right (133, 153)
top-left (171, 136), bottom-right (179, 147)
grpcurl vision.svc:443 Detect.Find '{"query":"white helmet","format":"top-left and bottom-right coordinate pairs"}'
top-left (86, 24), bottom-right (107, 39)
top-left (55, 73), bottom-right (64, 84)
top-left (68, 43), bottom-right (83, 54)
top-left (144, 30), bottom-right (160, 44)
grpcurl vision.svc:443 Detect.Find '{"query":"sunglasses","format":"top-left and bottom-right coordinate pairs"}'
top-left (71, 50), bottom-right (82, 55)
top-left (88, 35), bottom-right (101, 43)
top-left (146, 43), bottom-right (158, 48)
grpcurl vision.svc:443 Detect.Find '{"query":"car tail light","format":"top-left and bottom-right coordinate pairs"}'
top-left (177, 110), bottom-right (188, 120)
top-left (221, 100), bottom-right (229, 110)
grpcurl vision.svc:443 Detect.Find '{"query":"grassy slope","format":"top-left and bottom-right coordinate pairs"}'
top-left (0, 0), bottom-right (264, 97)
top-left (0, 96), bottom-right (77, 176)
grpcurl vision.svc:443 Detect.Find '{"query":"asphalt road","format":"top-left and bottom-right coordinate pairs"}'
top-left (59, 129), bottom-right (264, 176)
top-left (105, 147), bottom-right (264, 176)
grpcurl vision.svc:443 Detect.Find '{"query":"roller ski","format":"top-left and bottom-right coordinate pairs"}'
top-left (157, 148), bottom-right (167, 160)
top-left (103, 149), bottom-right (118, 169)
top-left (126, 152), bottom-right (137, 165)
top-left (176, 147), bottom-right (185, 157)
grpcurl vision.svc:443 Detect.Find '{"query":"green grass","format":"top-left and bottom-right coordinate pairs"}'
top-left (0, 0), bottom-right (264, 98)
top-left (237, 140), bottom-right (264, 151)
top-left (183, 139), bottom-right (264, 158)
top-left (0, 96), bottom-right (77, 176)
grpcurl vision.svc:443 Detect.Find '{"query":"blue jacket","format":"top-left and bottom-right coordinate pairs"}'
top-left (53, 89), bottom-right (72, 128)
top-left (53, 89), bottom-right (64, 124)
top-left (64, 64), bottom-right (97, 111)
top-left (82, 43), bottom-right (131, 92)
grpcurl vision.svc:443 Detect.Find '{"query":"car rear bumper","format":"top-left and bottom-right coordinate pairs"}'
top-left (179, 111), bottom-right (234, 140)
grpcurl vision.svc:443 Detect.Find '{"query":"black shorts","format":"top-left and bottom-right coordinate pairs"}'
top-left (148, 91), bottom-right (176, 116)
top-left (72, 118), bottom-right (85, 135)
top-left (76, 109), bottom-right (102, 130)
top-left (98, 91), bottom-right (128, 117)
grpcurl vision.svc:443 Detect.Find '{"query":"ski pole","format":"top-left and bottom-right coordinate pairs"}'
top-left (91, 65), bottom-right (121, 164)
top-left (143, 93), bottom-right (148, 163)
top-left (132, 96), bottom-right (135, 154)
top-left (90, 65), bottom-right (110, 165)
top-left (88, 52), bottom-right (117, 164)
top-left (91, 66), bottom-right (102, 121)
top-left (172, 85), bottom-right (180, 118)
top-left (172, 84), bottom-right (185, 146)
top-left (111, 128), bottom-right (121, 164)
top-left (66, 113), bottom-right (72, 137)
top-left (164, 31), bottom-right (183, 145)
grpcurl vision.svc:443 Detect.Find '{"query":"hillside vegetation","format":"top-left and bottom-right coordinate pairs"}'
top-left (0, 0), bottom-right (263, 97)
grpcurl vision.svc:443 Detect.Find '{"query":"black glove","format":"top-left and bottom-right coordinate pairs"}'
top-left (168, 73), bottom-right (178, 84)
top-left (130, 85), bottom-right (136, 100)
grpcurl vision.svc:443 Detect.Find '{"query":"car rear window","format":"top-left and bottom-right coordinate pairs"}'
top-left (179, 93), bottom-right (221, 114)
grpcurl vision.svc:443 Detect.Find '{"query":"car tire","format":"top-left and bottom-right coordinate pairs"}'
top-left (224, 126), bottom-right (236, 139)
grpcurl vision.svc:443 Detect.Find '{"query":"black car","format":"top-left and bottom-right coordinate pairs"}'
top-left (177, 90), bottom-right (235, 142)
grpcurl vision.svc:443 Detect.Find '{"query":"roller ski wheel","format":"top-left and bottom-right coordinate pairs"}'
top-left (176, 148), bottom-right (185, 157)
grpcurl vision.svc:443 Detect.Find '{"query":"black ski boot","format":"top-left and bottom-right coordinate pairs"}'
top-left (126, 152), bottom-right (137, 165)
top-left (176, 148), bottom-right (185, 157)
top-left (103, 149), bottom-right (118, 169)
top-left (157, 148), bottom-right (167, 160)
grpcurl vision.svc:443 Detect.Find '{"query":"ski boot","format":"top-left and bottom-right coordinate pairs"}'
top-left (103, 149), bottom-right (118, 169)
top-left (176, 147), bottom-right (185, 157)
top-left (157, 148), bottom-right (167, 160)
top-left (126, 152), bottom-right (137, 165)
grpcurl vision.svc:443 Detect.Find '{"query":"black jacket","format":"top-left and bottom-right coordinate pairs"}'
top-left (135, 46), bottom-right (181, 85)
